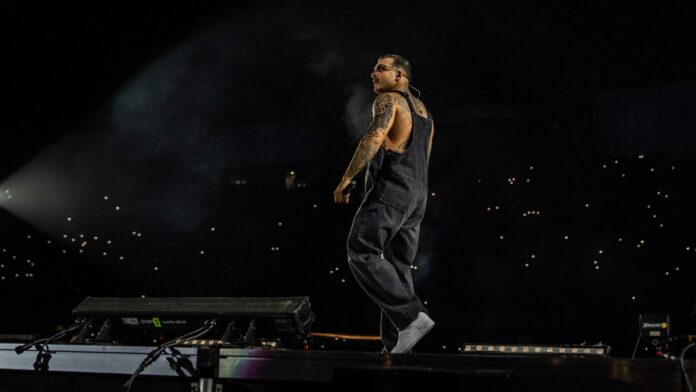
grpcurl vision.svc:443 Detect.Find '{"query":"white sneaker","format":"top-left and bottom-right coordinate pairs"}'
top-left (390, 312), bottom-right (435, 354)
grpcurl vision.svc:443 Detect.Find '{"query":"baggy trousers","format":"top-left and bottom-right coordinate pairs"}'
top-left (346, 181), bottom-right (428, 351)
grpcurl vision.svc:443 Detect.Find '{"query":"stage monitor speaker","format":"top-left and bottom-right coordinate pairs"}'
top-left (70, 296), bottom-right (314, 348)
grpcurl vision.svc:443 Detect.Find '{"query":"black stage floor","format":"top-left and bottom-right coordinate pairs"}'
top-left (0, 343), bottom-right (693, 391)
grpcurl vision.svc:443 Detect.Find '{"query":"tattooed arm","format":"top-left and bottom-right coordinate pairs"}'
top-left (333, 93), bottom-right (396, 203)
top-left (343, 93), bottom-right (396, 179)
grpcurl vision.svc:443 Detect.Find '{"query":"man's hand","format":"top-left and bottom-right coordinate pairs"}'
top-left (333, 177), bottom-right (354, 204)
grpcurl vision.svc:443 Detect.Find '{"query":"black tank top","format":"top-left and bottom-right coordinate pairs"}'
top-left (365, 91), bottom-right (432, 211)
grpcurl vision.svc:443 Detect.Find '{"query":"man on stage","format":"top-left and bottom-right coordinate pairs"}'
top-left (333, 54), bottom-right (435, 354)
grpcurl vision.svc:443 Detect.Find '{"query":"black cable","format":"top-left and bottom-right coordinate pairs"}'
top-left (408, 84), bottom-right (422, 98)
top-left (14, 321), bottom-right (85, 372)
top-left (121, 320), bottom-right (217, 392)
top-left (680, 342), bottom-right (695, 392)
top-left (631, 334), bottom-right (641, 360)
top-left (15, 321), bottom-right (84, 355)
top-left (122, 325), bottom-right (210, 392)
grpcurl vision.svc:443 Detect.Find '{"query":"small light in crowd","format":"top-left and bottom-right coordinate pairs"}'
top-left (665, 271), bottom-right (670, 276)
top-left (107, 240), bottom-right (112, 245)
top-left (595, 266), bottom-right (599, 270)
top-left (200, 250), bottom-right (205, 255)
top-left (47, 240), bottom-right (51, 244)
top-left (431, 192), bottom-right (436, 197)
top-left (618, 238), bottom-right (623, 242)
top-left (585, 203), bottom-right (590, 208)
top-left (26, 235), bottom-right (31, 239)
top-left (104, 196), bottom-right (109, 200)
top-left (102, 252), bottom-right (107, 256)
top-left (210, 227), bottom-right (216, 232)
top-left (564, 235), bottom-right (569, 240)
top-left (335, 267), bottom-right (339, 271)
top-left (313, 204), bottom-right (318, 208)
top-left (499, 235), bottom-right (504, 240)
top-left (329, 270), bottom-right (334, 274)
top-left (675, 267), bottom-right (680, 271)
top-left (277, 222), bottom-right (283, 226)
top-left (79, 234), bottom-right (84, 238)
top-left (119, 256), bottom-right (124, 260)
top-left (153, 266), bottom-right (159, 271)
top-left (638, 154), bottom-right (644, 159)
top-left (529, 166), bottom-right (534, 170)
top-left (631, 296), bottom-right (636, 300)
top-left (650, 168), bottom-right (654, 172)
top-left (614, 160), bottom-right (619, 164)
top-left (524, 263), bottom-right (529, 267)
top-left (621, 173), bottom-right (626, 178)
top-left (593, 260), bottom-right (598, 265)
top-left (93, 236), bottom-right (98, 240)
top-left (115, 206), bottom-right (120, 210)
top-left (341, 279), bottom-right (346, 283)
top-left (598, 250), bottom-right (603, 254)
top-left (67, 217), bottom-right (72, 222)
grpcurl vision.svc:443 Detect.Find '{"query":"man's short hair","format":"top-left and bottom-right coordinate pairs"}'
top-left (380, 54), bottom-right (412, 81)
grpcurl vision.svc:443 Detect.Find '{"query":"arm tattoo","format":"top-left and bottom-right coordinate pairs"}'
top-left (343, 141), bottom-right (382, 179)
top-left (363, 94), bottom-right (394, 141)
top-left (343, 94), bottom-right (394, 179)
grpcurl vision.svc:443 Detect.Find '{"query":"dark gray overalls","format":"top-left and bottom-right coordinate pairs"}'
top-left (347, 90), bottom-right (432, 351)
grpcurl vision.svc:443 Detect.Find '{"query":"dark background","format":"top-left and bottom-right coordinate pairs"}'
top-left (1, 1), bottom-right (695, 357)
